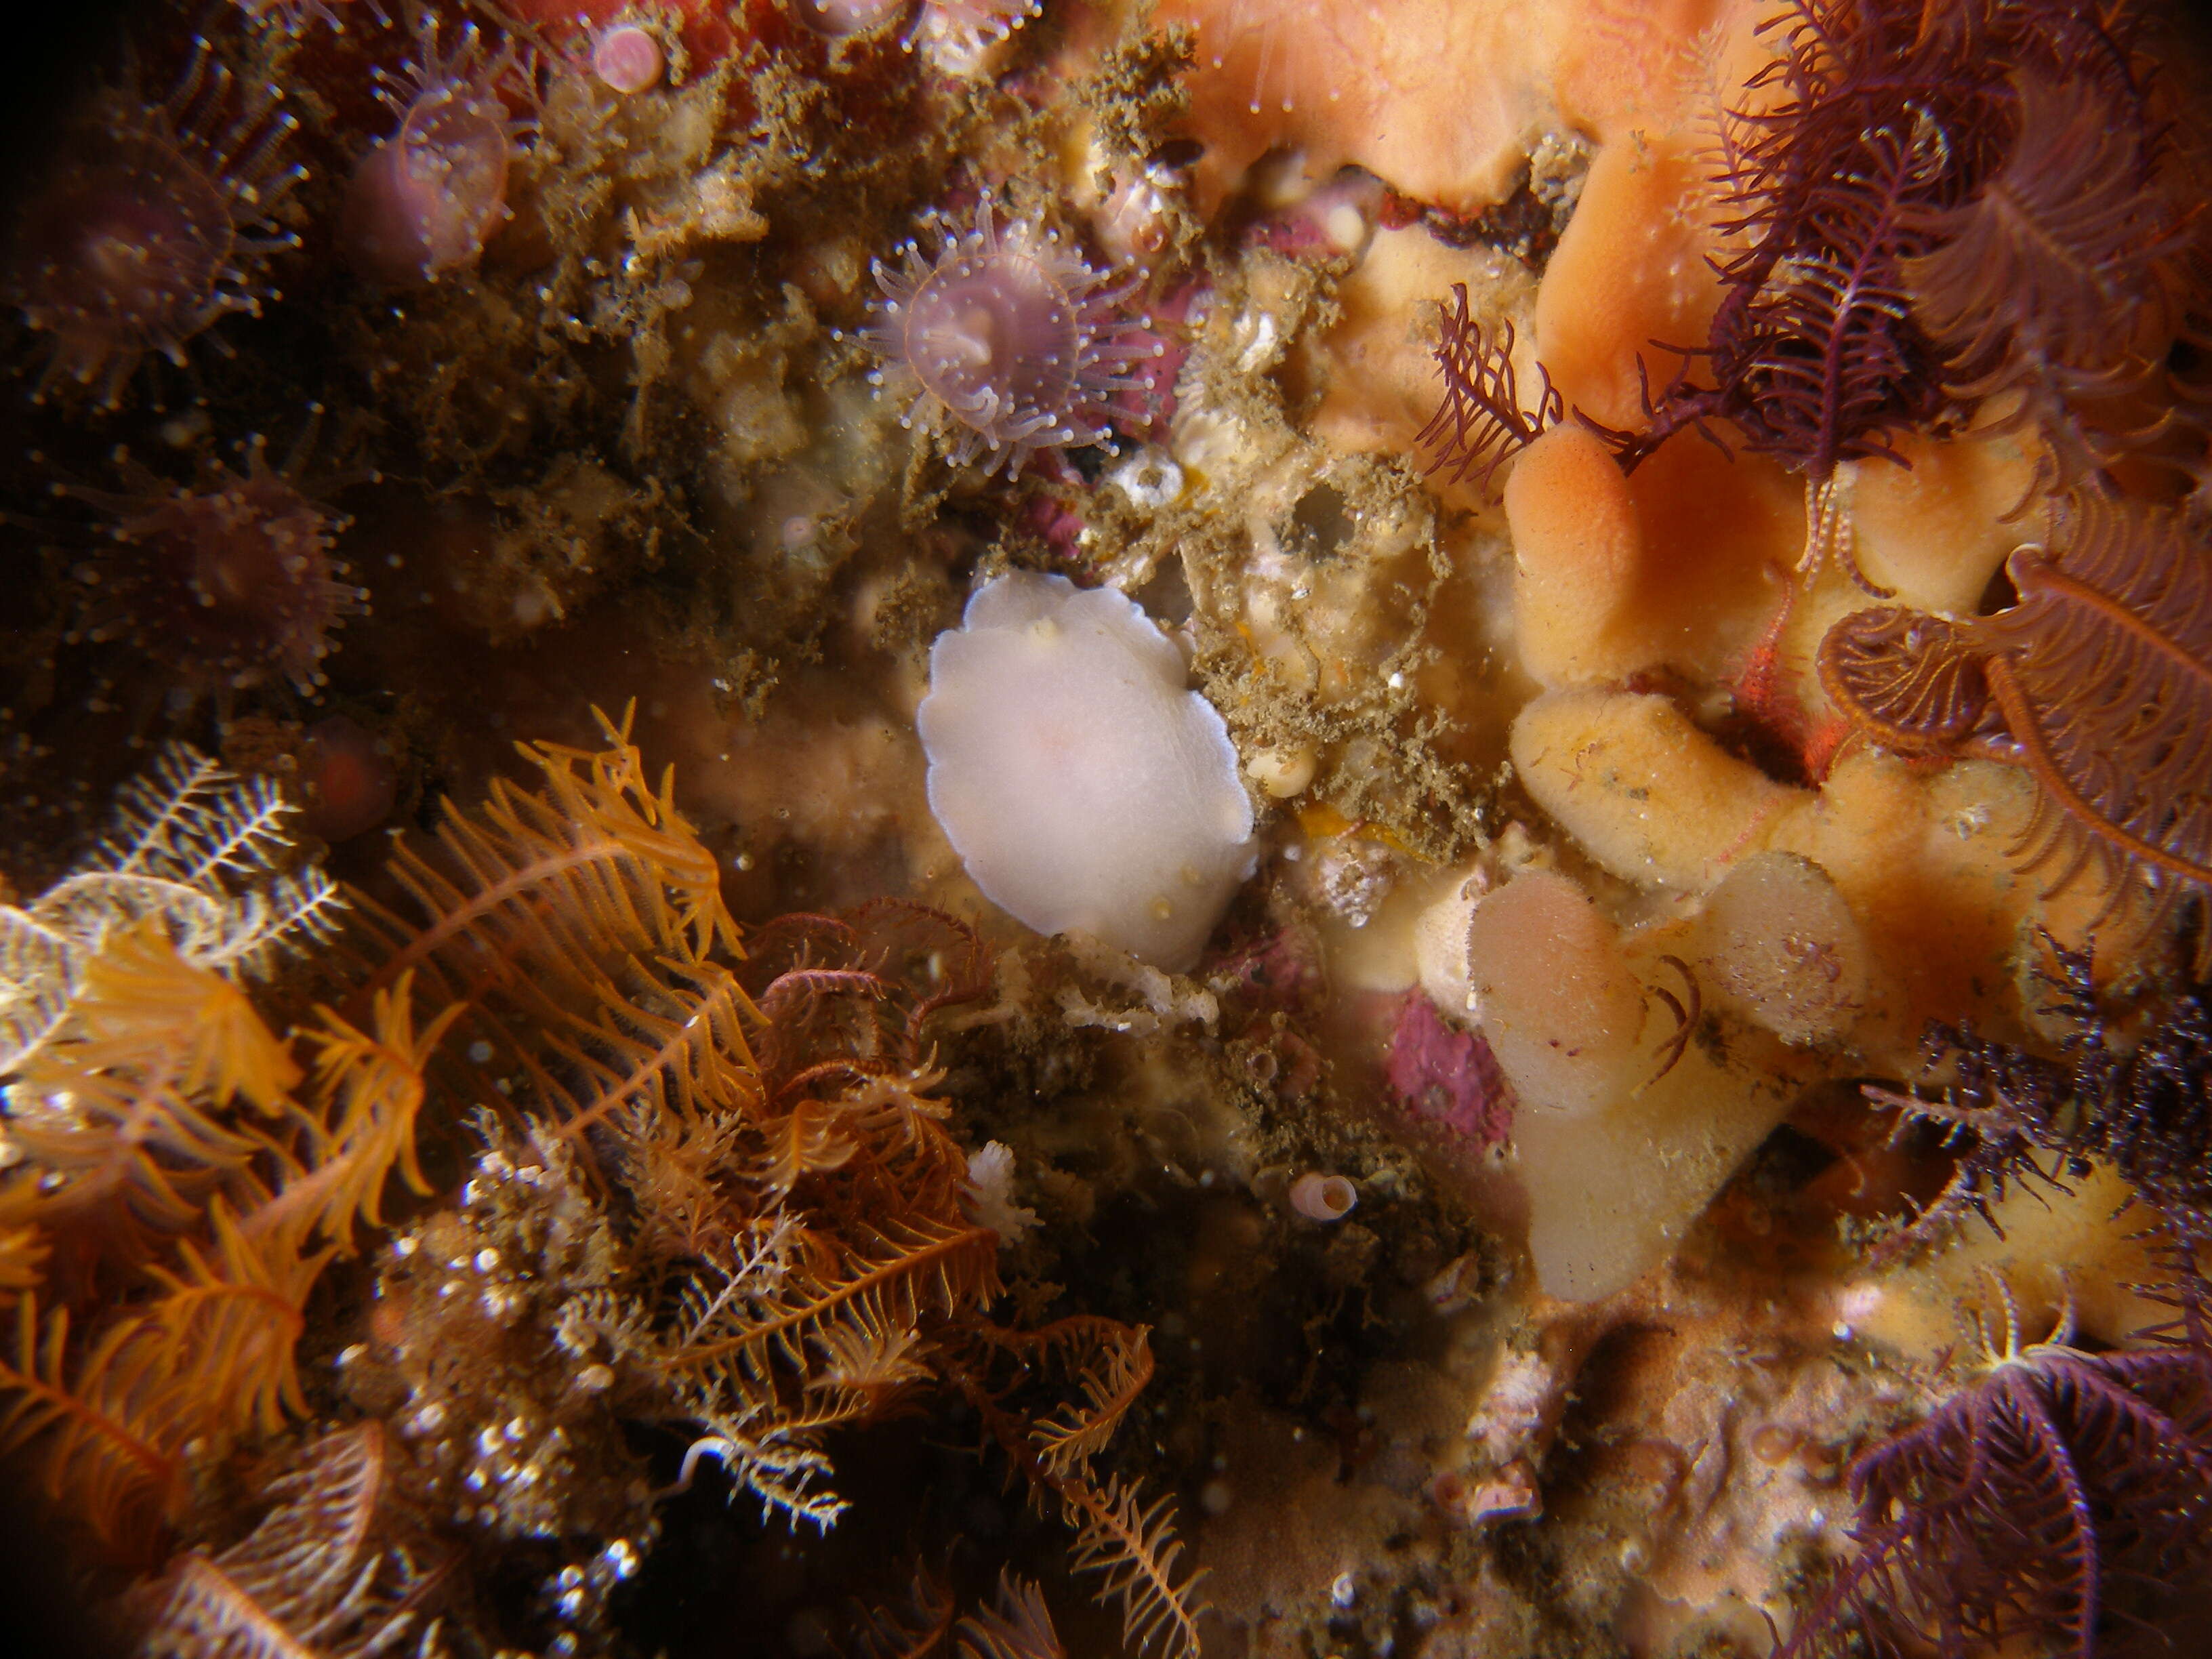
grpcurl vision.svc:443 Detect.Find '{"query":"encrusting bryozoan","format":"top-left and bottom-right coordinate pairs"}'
top-left (918, 573), bottom-right (1256, 970)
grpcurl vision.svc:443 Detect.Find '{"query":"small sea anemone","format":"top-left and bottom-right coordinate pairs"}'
top-left (9, 37), bottom-right (301, 409)
top-left (505, 0), bottom-right (737, 64)
top-left (234, 0), bottom-right (369, 32)
top-left (907, 0), bottom-right (1040, 75)
top-left (863, 199), bottom-right (1161, 478)
top-left (62, 425), bottom-right (363, 699)
top-left (793, 0), bottom-right (910, 37)
top-left (1202, 0), bottom-right (1328, 117)
top-left (340, 14), bottom-right (531, 287)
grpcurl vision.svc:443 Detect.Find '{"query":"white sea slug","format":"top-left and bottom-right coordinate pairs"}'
top-left (918, 572), bottom-right (1258, 971)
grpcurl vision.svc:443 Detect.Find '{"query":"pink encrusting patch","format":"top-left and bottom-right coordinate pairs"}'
top-left (298, 716), bottom-right (399, 842)
top-left (1387, 991), bottom-right (1514, 1148)
top-left (1014, 491), bottom-right (1089, 560)
top-left (1108, 278), bottom-right (1200, 441)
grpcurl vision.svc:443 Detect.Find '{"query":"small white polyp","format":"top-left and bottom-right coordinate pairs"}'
top-left (918, 572), bottom-right (1258, 970)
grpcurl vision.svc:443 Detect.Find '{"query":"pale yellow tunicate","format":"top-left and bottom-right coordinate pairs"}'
top-left (1848, 426), bottom-right (2036, 614)
top-left (1467, 870), bottom-right (1805, 1300)
top-left (1532, 134), bottom-right (1723, 436)
top-left (1839, 1166), bottom-right (2167, 1366)
top-left (1694, 851), bottom-right (1868, 1046)
top-left (1511, 1029), bottom-right (1799, 1303)
top-left (1510, 687), bottom-right (1800, 890)
top-left (1465, 870), bottom-right (1645, 1117)
top-left (1412, 864), bottom-right (1488, 1018)
top-left (1504, 684), bottom-right (2146, 1071)
top-left (1502, 423), bottom-right (1644, 685)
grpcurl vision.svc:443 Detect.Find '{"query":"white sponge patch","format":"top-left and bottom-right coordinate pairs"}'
top-left (918, 572), bottom-right (1257, 970)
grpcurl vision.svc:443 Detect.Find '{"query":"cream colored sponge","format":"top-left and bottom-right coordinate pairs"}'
top-left (918, 572), bottom-right (1258, 970)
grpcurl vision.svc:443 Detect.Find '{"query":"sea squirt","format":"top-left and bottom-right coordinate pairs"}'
top-left (917, 572), bottom-right (1256, 970)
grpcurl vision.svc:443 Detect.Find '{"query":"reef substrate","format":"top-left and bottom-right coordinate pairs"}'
top-left (4, 3), bottom-right (2212, 1658)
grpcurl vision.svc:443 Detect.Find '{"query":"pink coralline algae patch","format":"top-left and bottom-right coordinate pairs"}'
top-left (297, 716), bottom-right (399, 842)
top-left (863, 199), bottom-right (1163, 478)
top-left (1387, 991), bottom-right (1513, 1148)
top-left (1109, 278), bottom-right (1200, 441)
top-left (1211, 920), bottom-right (1327, 1014)
top-left (1014, 491), bottom-right (1088, 560)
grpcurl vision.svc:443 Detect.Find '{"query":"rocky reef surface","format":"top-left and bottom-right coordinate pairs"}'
top-left (3, 2), bottom-right (2212, 1657)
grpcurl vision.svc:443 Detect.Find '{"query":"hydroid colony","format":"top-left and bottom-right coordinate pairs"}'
top-left (1, 716), bottom-right (1204, 1655)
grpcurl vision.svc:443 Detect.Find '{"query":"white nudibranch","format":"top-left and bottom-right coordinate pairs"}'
top-left (918, 572), bottom-right (1258, 970)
